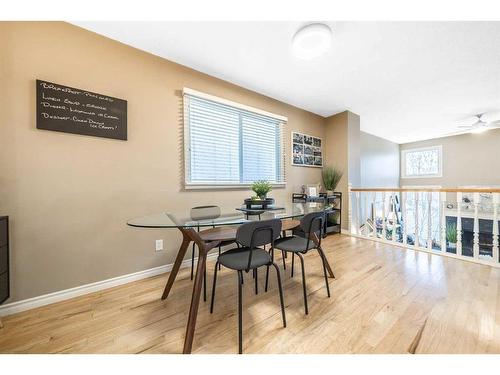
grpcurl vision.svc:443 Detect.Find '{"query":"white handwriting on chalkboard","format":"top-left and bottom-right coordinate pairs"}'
top-left (103, 114), bottom-right (119, 120)
top-left (64, 98), bottom-right (80, 105)
top-left (70, 107), bottom-right (95, 116)
top-left (41, 101), bottom-right (66, 110)
top-left (42, 92), bottom-right (61, 102)
top-left (83, 91), bottom-right (114, 103)
top-left (86, 103), bottom-right (107, 111)
top-left (42, 112), bottom-right (70, 120)
top-left (41, 82), bottom-right (81, 95)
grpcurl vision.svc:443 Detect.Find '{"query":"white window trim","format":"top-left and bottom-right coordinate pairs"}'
top-left (183, 88), bottom-right (287, 190)
top-left (183, 88), bottom-right (288, 122)
top-left (401, 145), bottom-right (443, 179)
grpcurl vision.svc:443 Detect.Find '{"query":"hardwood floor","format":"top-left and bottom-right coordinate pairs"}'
top-left (1, 234), bottom-right (500, 354)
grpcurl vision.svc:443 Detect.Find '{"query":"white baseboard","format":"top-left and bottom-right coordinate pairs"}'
top-left (0, 252), bottom-right (219, 317)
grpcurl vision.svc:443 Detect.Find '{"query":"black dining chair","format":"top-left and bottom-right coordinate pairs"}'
top-left (210, 219), bottom-right (286, 354)
top-left (190, 206), bottom-right (236, 301)
top-left (270, 212), bottom-right (331, 315)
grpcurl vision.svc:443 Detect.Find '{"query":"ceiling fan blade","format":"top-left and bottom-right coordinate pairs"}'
top-left (481, 111), bottom-right (500, 123)
top-left (458, 115), bottom-right (479, 127)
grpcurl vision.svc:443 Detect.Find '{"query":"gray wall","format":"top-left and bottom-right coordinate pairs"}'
top-left (400, 129), bottom-right (500, 187)
top-left (360, 131), bottom-right (400, 188)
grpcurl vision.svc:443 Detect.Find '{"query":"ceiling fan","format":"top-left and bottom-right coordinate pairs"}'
top-left (456, 112), bottom-right (500, 133)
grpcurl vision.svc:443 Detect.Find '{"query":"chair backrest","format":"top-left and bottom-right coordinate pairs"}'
top-left (236, 219), bottom-right (282, 248)
top-left (236, 219), bottom-right (282, 271)
top-left (190, 205), bottom-right (221, 221)
top-left (300, 212), bottom-right (325, 248)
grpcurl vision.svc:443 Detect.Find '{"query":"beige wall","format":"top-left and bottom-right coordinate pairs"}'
top-left (324, 111), bottom-right (361, 230)
top-left (400, 129), bottom-right (500, 187)
top-left (0, 22), bottom-right (327, 302)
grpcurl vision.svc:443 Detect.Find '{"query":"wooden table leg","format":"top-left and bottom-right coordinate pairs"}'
top-left (161, 229), bottom-right (191, 300)
top-left (182, 241), bottom-right (207, 354)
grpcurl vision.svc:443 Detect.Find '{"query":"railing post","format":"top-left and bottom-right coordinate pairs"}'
top-left (381, 191), bottom-right (387, 240)
top-left (355, 191), bottom-right (361, 235)
top-left (440, 191), bottom-right (447, 253)
top-left (348, 183), bottom-right (353, 234)
top-left (493, 193), bottom-right (499, 262)
top-left (427, 191), bottom-right (433, 251)
top-left (473, 192), bottom-right (480, 259)
top-left (402, 191), bottom-right (407, 246)
top-left (391, 193), bottom-right (397, 242)
top-left (414, 192), bottom-right (420, 248)
top-left (457, 192), bottom-right (463, 256)
top-left (365, 191), bottom-right (371, 237)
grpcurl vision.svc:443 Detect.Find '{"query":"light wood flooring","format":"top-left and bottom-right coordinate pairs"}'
top-left (1, 234), bottom-right (500, 354)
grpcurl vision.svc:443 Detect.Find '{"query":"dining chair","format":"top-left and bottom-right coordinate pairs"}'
top-left (270, 212), bottom-right (331, 315)
top-left (210, 219), bottom-right (286, 354)
top-left (190, 205), bottom-right (236, 301)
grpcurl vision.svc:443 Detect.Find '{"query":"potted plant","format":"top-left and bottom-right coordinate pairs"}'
top-left (322, 166), bottom-right (343, 196)
top-left (446, 223), bottom-right (457, 250)
top-left (251, 180), bottom-right (272, 200)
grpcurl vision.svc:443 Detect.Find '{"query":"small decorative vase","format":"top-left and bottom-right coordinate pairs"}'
top-left (258, 194), bottom-right (267, 200)
top-left (326, 190), bottom-right (333, 196)
top-left (448, 242), bottom-right (457, 250)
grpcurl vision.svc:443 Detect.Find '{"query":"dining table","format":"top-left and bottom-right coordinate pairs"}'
top-left (127, 201), bottom-right (335, 353)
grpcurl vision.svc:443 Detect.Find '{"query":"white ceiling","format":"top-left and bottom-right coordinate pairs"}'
top-left (73, 21), bottom-right (500, 144)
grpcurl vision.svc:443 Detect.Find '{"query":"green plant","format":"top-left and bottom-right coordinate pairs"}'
top-left (251, 180), bottom-right (272, 199)
top-left (446, 223), bottom-right (457, 243)
top-left (322, 166), bottom-right (343, 192)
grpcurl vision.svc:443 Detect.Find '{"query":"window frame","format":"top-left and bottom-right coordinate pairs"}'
top-left (401, 145), bottom-right (443, 179)
top-left (183, 88), bottom-right (287, 190)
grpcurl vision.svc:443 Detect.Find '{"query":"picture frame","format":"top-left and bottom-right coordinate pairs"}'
top-left (291, 131), bottom-right (323, 168)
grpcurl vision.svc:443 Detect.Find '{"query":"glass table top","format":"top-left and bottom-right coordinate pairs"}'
top-left (127, 202), bottom-right (332, 229)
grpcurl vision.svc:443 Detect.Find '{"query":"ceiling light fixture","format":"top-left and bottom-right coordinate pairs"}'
top-left (292, 23), bottom-right (332, 60)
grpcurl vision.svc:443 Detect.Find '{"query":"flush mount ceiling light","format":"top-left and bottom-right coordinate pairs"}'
top-left (292, 23), bottom-right (332, 60)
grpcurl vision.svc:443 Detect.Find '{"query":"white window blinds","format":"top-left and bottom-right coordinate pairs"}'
top-left (184, 89), bottom-right (286, 187)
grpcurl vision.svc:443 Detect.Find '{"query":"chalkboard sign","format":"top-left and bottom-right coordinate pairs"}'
top-left (36, 80), bottom-right (127, 140)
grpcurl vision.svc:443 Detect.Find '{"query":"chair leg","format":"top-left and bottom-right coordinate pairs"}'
top-left (291, 253), bottom-right (295, 278)
top-left (190, 243), bottom-right (195, 280)
top-left (265, 265), bottom-right (270, 292)
top-left (237, 270), bottom-right (244, 354)
top-left (203, 265), bottom-right (207, 302)
top-left (297, 253), bottom-right (308, 315)
top-left (254, 268), bottom-right (258, 295)
top-left (265, 248), bottom-right (274, 292)
top-left (210, 261), bottom-right (219, 313)
top-left (271, 263), bottom-right (287, 328)
top-left (218, 247), bottom-right (222, 270)
top-left (281, 250), bottom-right (287, 270)
top-left (317, 247), bottom-right (331, 298)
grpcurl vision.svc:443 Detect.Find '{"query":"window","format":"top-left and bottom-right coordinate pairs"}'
top-left (401, 146), bottom-right (442, 178)
top-left (183, 88), bottom-right (287, 188)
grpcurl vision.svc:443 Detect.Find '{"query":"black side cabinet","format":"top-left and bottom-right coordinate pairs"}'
top-left (0, 216), bottom-right (9, 305)
top-left (292, 192), bottom-right (342, 235)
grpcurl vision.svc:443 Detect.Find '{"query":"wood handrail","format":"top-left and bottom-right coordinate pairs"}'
top-left (350, 187), bottom-right (500, 193)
